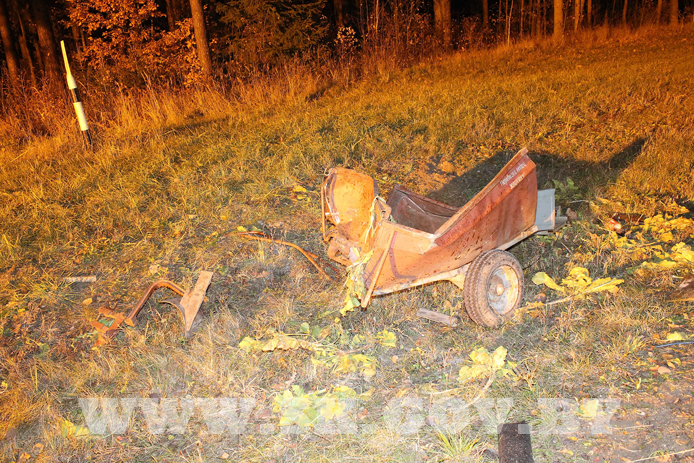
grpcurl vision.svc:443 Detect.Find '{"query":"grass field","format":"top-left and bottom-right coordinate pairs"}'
top-left (1, 25), bottom-right (694, 462)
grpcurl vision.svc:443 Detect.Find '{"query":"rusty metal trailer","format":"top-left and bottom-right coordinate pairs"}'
top-left (321, 148), bottom-right (565, 327)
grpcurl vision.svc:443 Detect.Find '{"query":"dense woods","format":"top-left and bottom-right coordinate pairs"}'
top-left (0, 0), bottom-right (691, 90)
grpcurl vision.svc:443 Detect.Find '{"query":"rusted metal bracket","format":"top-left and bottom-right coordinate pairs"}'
top-left (162, 271), bottom-right (214, 338)
top-left (236, 231), bottom-right (340, 281)
top-left (92, 272), bottom-right (213, 347)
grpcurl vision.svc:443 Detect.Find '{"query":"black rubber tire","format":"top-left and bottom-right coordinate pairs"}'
top-left (463, 250), bottom-right (524, 328)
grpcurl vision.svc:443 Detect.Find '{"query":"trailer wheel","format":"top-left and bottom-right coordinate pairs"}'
top-left (463, 250), bottom-right (523, 328)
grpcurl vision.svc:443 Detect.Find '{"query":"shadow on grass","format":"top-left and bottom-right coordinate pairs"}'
top-left (161, 114), bottom-right (231, 138)
top-left (426, 138), bottom-right (646, 208)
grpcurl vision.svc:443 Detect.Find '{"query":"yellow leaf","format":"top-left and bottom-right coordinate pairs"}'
top-left (583, 277), bottom-right (624, 294)
top-left (576, 399), bottom-right (599, 419)
top-left (491, 346), bottom-right (508, 370)
top-left (293, 185), bottom-right (307, 193)
top-left (82, 298), bottom-right (93, 306)
top-left (457, 364), bottom-right (486, 383)
top-left (376, 329), bottom-right (397, 348)
top-left (659, 232), bottom-right (674, 242)
top-left (238, 337), bottom-right (262, 353)
top-left (262, 337), bottom-right (279, 351)
top-left (332, 385), bottom-right (357, 396)
top-left (666, 332), bottom-right (686, 341)
top-left (469, 347), bottom-right (492, 365)
top-left (275, 336), bottom-right (300, 350)
top-left (61, 419), bottom-right (90, 438)
top-left (568, 267), bottom-right (590, 278)
top-left (318, 397), bottom-right (345, 420)
top-left (236, 226), bottom-right (247, 232)
top-left (642, 259), bottom-right (679, 270)
top-left (335, 355), bottom-right (357, 373)
top-left (562, 267), bottom-right (592, 289)
top-left (531, 272), bottom-right (565, 293)
top-left (672, 243), bottom-right (694, 262)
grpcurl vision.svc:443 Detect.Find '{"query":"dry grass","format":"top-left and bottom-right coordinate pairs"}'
top-left (1, 24), bottom-right (694, 462)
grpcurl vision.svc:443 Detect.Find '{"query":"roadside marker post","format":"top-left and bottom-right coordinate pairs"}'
top-left (60, 40), bottom-right (92, 148)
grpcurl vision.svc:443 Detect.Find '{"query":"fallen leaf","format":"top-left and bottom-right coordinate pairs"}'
top-left (659, 231), bottom-right (674, 242)
top-left (532, 272), bottom-right (565, 293)
top-left (576, 399), bottom-right (599, 419)
top-left (238, 337), bottom-right (262, 353)
top-left (657, 366), bottom-right (672, 375)
top-left (491, 346), bottom-right (508, 370)
top-left (31, 442), bottom-right (44, 455)
top-left (376, 329), bottom-right (397, 348)
top-left (61, 419), bottom-right (90, 438)
top-left (666, 332), bottom-right (686, 341)
top-left (667, 274), bottom-right (694, 301)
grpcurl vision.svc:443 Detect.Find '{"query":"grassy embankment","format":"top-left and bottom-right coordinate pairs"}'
top-left (1, 25), bottom-right (693, 462)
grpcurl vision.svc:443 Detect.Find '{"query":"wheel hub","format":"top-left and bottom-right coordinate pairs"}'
top-left (487, 266), bottom-right (520, 315)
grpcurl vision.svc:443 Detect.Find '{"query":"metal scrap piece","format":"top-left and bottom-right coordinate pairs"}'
top-left (162, 270), bottom-right (213, 338)
top-left (92, 273), bottom-right (213, 346)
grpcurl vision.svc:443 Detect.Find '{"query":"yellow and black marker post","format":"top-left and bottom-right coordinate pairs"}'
top-left (60, 40), bottom-right (92, 148)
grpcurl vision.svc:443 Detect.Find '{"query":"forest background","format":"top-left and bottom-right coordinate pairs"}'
top-left (1, 0), bottom-right (693, 145)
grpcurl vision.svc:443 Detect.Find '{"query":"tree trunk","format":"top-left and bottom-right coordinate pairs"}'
top-left (483, 0), bottom-right (489, 28)
top-left (587, 0), bottom-right (592, 25)
top-left (334, 0), bottom-right (345, 29)
top-left (70, 24), bottom-right (81, 52)
top-left (499, 0), bottom-right (503, 32)
top-left (656, 0), bottom-right (662, 23)
top-left (31, 0), bottom-right (60, 81)
top-left (9, 0), bottom-right (36, 86)
top-left (669, 0), bottom-right (678, 24)
top-left (554, 0), bottom-right (563, 40)
top-left (167, 0), bottom-right (185, 30)
top-left (622, 0), bottom-right (628, 24)
top-left (165, 0), bottom-right (176, 31)
top-left (434, 0), bottom-right (452, 46)
top-left (0, 0), bottom-right (20, 85)
top-left (175, 0), bottom-right (187, 18)
top-left (639, 0), bottom-right (646, 26)
top-left (541, 0), bottom-right (546, 35)
top-left (574, 0), bottom-right (580, 30)
top-left (507, 0), bottom-right (513, 43)
top-left (189, 0), bottom-right (212, 77)
top-left (520, 0), bottom-right (525, 37)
